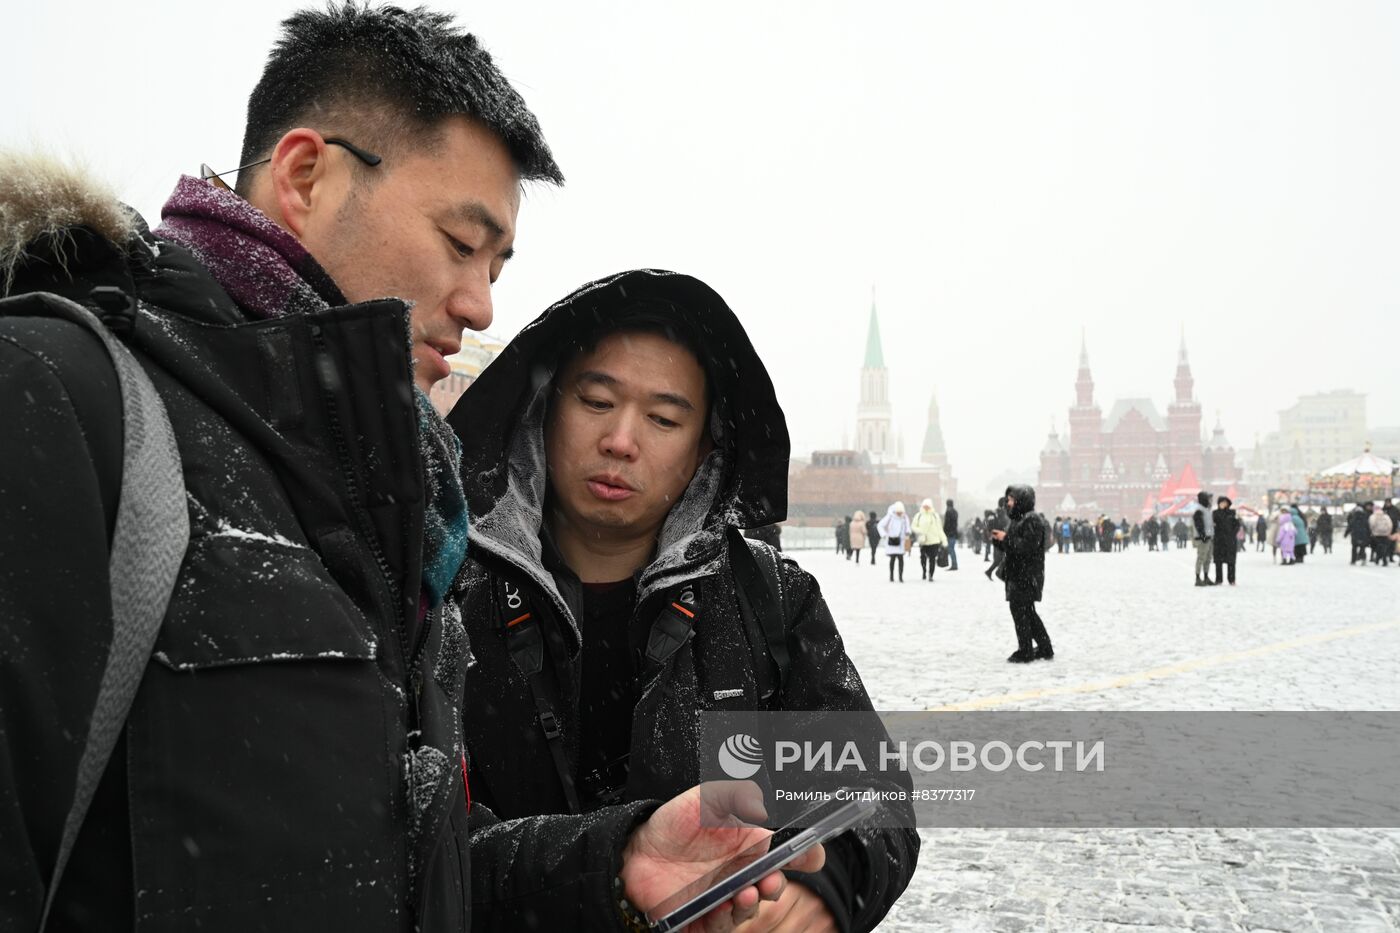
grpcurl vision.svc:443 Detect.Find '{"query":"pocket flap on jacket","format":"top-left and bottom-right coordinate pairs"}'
top-left (153, 535), bottom-right (378, 671)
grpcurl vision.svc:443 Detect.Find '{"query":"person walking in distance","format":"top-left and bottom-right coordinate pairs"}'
top-left (1371, 503), bottom-right (1395, 565)
top-left (879, 502), bottom-right (912, 582)
top-left (943, 498), bottom-right (961, 571)
top-left (1316, 506), bottom-right (1334, 555)
top-left (990, 485), bottom-right (1053, 663)
top-left (912, 498), bottom-right (948, 581)
top-left (1277, 508), bottom-right (1297, 564)
top-left (1192, 490), bottom-right (1214, 586)
top-left (849, 509), bottom-right (867, 561)
top-left (867, 508), bottom-right (881, 566)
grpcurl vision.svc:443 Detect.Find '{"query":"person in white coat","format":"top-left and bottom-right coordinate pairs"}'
top-left (878, 501), bottom-right (913, 582)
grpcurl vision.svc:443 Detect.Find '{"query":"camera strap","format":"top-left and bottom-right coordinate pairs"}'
top-left (495, 575), bottom-right (582, 813)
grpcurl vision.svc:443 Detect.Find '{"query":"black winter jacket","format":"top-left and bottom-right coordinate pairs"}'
top-left (1002, 486), bottom-right (1048, 603)
top-left (0, 168), bottom-right (642, 933)
top-left (446, 270), bottom-right (919, 932)
top-left (1212, 508), bottom-right (1239, 560)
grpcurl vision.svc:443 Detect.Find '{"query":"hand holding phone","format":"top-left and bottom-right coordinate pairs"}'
top-left (618, 782), bottom-right (820, 930)
top-left (644, 791), bottom-right (877, 932)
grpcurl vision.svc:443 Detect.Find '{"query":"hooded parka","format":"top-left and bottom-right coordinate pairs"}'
top-left (849, 510), bottom-right (868, 550)
top-left (447, 270), bottom-right (919, 932)
top-left (1001, 486), bottom-right (1049, 603)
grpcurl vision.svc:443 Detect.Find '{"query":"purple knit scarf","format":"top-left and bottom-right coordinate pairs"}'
top-left (156, 175), bottom-right (345, 318)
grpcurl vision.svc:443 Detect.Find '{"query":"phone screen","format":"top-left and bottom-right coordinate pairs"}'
top-left (646, 792), bottom-right (876, 931)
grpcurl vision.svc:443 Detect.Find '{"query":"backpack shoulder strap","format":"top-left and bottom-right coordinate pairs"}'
top-left (727, 527), bottom-right (790, 701)
top-left (2, 290), bottom-right (190, 930)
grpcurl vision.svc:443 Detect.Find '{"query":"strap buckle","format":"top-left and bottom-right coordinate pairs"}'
top-left (539, 709), bottom-right (563, 740)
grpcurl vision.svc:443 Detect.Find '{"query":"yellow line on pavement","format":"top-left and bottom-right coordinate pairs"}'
top-left (926, 619), bottom-right (1400, 711)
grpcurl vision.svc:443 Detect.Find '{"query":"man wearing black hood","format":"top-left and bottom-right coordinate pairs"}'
top-left (1212, 495), bottom-right (1239, 585)
top-left (990, 485), bottom-right (1053, 662)
top-left (1192, 490), bottom-right (1215, 586)
top-left (447, 270), bottom-right (917, 931)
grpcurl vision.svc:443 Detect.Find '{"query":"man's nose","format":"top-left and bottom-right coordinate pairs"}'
top-left (600, 414), bottom-right (641, 461)
top-left (447, 270), bottom-right (493, 333)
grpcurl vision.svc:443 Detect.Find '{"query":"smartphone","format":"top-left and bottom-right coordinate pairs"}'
top-left (646, 791), bottom-right (877, 932)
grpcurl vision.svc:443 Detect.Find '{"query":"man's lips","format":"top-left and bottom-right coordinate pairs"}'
top-left (418, 342), bottom-right (455, 382)
top-left (586, 477), bottom-right (636, 502)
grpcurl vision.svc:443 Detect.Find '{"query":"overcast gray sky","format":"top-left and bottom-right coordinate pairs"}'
top-left (7, 1), bottom-right (1398, 490)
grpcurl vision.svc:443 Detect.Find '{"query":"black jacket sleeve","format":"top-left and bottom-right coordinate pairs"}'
top-left (467, 798), bottom-right (658, 931)
top-left (0, 315), bottom-right (124, 930)
top-left (1193, 511), bottom-right (1207, 539)
top-left (774, 558), bottom-right (920, 933)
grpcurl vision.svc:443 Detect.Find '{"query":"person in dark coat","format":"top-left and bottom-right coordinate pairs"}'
top-left (0, 10), bottom-right (824, 931)
top-left (1315, 507), bottom-right (1333, 554)
top-left (985, 499), bottom-right (1009, 579)
top-left (448, 271), bottom-right (919, 932)
top-left (943, 498), bottom-right (961, 570)
top-left (1256, 513), bottom-right (1268, 552)
top-left (835, 515), bottom-right (849, 554)
top-left (1385, 499), bottom-right (1400, 565)
top-left (1345, 504), bottom-right (1370, 564)
top-left (1212, 495), bottom-right (1240, 585)
top-left (990, 485), bottom-right (1053, 662)
top-left (867, 509), bottom-right (881, 565)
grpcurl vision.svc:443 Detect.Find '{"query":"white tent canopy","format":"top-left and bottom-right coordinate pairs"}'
top-left (1319, 452), bottom-right (1396, 476)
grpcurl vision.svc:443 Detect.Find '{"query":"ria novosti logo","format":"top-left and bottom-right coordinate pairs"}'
top-left (715, 734), bottom-right (1105, 776)
top-left (718, 734), bottom-right (764, 779)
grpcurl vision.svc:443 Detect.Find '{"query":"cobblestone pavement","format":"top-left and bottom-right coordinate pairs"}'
top-left (792, 543), bottom-right (1400, 931)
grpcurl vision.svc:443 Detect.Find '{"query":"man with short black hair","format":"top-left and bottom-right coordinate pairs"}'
top-left (1, 6), bottom-right (816, 929)
top-left (450, 270), bottom-right (919, 932)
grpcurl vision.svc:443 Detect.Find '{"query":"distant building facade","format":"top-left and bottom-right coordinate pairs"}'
top-left (789, 298), bottom-right (958, 525)
top-left (1038, 334), bottom-right (1243, 517)
top-left (1248, 390), bottom-right (1368, 491)
top-left (427, 332), bottom-right (506, 416)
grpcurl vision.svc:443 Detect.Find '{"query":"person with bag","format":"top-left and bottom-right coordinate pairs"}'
top-left (0, 7), bottom-right (834, 930)
top-left (912, 498), bottom-right (948, 581)
top-left (448, 271), bottom-right (918, 932)
top-left (879, 501), bottom-right (914, 583)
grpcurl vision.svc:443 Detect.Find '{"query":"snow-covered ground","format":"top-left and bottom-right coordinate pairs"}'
top-left (791, 543), bottom-right (1400, 931)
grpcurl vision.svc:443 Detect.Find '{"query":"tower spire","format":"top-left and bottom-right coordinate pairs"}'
top-left (863, 294), bottom-right (884, 369)
top-left (1075, 330), bottom-right (1094, 407)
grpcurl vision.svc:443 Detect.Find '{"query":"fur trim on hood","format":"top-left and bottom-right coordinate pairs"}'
top-left (0, 150), bottom-right (137, 292)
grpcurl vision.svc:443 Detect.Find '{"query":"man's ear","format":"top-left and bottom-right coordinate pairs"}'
top-left (264, 128), bottom-right (331, 238)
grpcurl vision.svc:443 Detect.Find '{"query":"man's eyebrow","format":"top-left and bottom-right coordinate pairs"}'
top-left (576, 371), bottom-right (620, 389)
top-left (651, 391), bottom-right (695, 412)
top-left (448, 201), bottom-right (514, 260)
top-left (576, 371), bottom-right (696, 412)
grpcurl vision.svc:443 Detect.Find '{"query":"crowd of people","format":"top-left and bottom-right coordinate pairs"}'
top-left (834, 498), bottom-right (960, 582)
